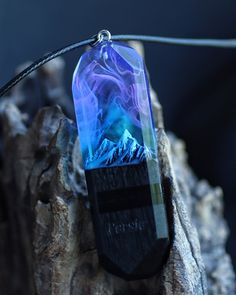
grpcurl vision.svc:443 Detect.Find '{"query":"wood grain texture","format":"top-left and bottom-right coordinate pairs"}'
top-left (0, 43), bottom-right (235, 294)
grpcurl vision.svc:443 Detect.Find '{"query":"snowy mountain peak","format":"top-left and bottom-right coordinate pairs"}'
top-left (86, 129), bottom-right (154, 168)
top-left (120, 129), bottom-right (132, 141)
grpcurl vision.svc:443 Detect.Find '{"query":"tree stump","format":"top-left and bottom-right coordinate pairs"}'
top-left (0, 44), bottom-right (235, 295)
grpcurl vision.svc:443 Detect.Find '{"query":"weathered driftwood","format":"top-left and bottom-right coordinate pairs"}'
top-left (0, 44), bottom-right (235, 295)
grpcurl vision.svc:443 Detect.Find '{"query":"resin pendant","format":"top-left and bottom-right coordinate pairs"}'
top-left (72, 39), bottom-right (169, 280)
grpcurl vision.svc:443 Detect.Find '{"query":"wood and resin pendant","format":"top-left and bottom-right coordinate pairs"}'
top-left (72, 38), bottom-right (169, 280)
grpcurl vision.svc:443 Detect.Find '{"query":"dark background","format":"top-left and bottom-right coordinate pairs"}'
top-left (1, 0), bottom-right (236, 267)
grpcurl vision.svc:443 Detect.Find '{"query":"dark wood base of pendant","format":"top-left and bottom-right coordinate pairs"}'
top-left (85, 162), bottom-right (170, 280)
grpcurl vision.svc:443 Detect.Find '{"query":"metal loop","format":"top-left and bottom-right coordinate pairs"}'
top-left (90, 29), bottom-right (112, 47)
top-left (97, 29), bottom-right (112, 43)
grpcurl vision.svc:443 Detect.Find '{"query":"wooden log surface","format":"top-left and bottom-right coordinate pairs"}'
top-left (0, 44), bottom-right (235, 295)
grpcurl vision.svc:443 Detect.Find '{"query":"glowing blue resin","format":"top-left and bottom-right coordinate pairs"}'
top-left (72, 41), bottom-right (157, 170)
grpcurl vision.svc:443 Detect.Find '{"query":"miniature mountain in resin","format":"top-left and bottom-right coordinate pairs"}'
top-left (86, 129), bottom-right (153, 168)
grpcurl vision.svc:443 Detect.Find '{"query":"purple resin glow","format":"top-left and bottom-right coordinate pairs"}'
top-left (72, 41), bottom-right (157, 170)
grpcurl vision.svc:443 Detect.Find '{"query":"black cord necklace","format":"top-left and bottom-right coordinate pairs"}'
top-left (1, 29), bottom-right (236, 98)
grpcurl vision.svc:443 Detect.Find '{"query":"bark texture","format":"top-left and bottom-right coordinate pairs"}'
top-left (0, 44), bottom-right (235, 295)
